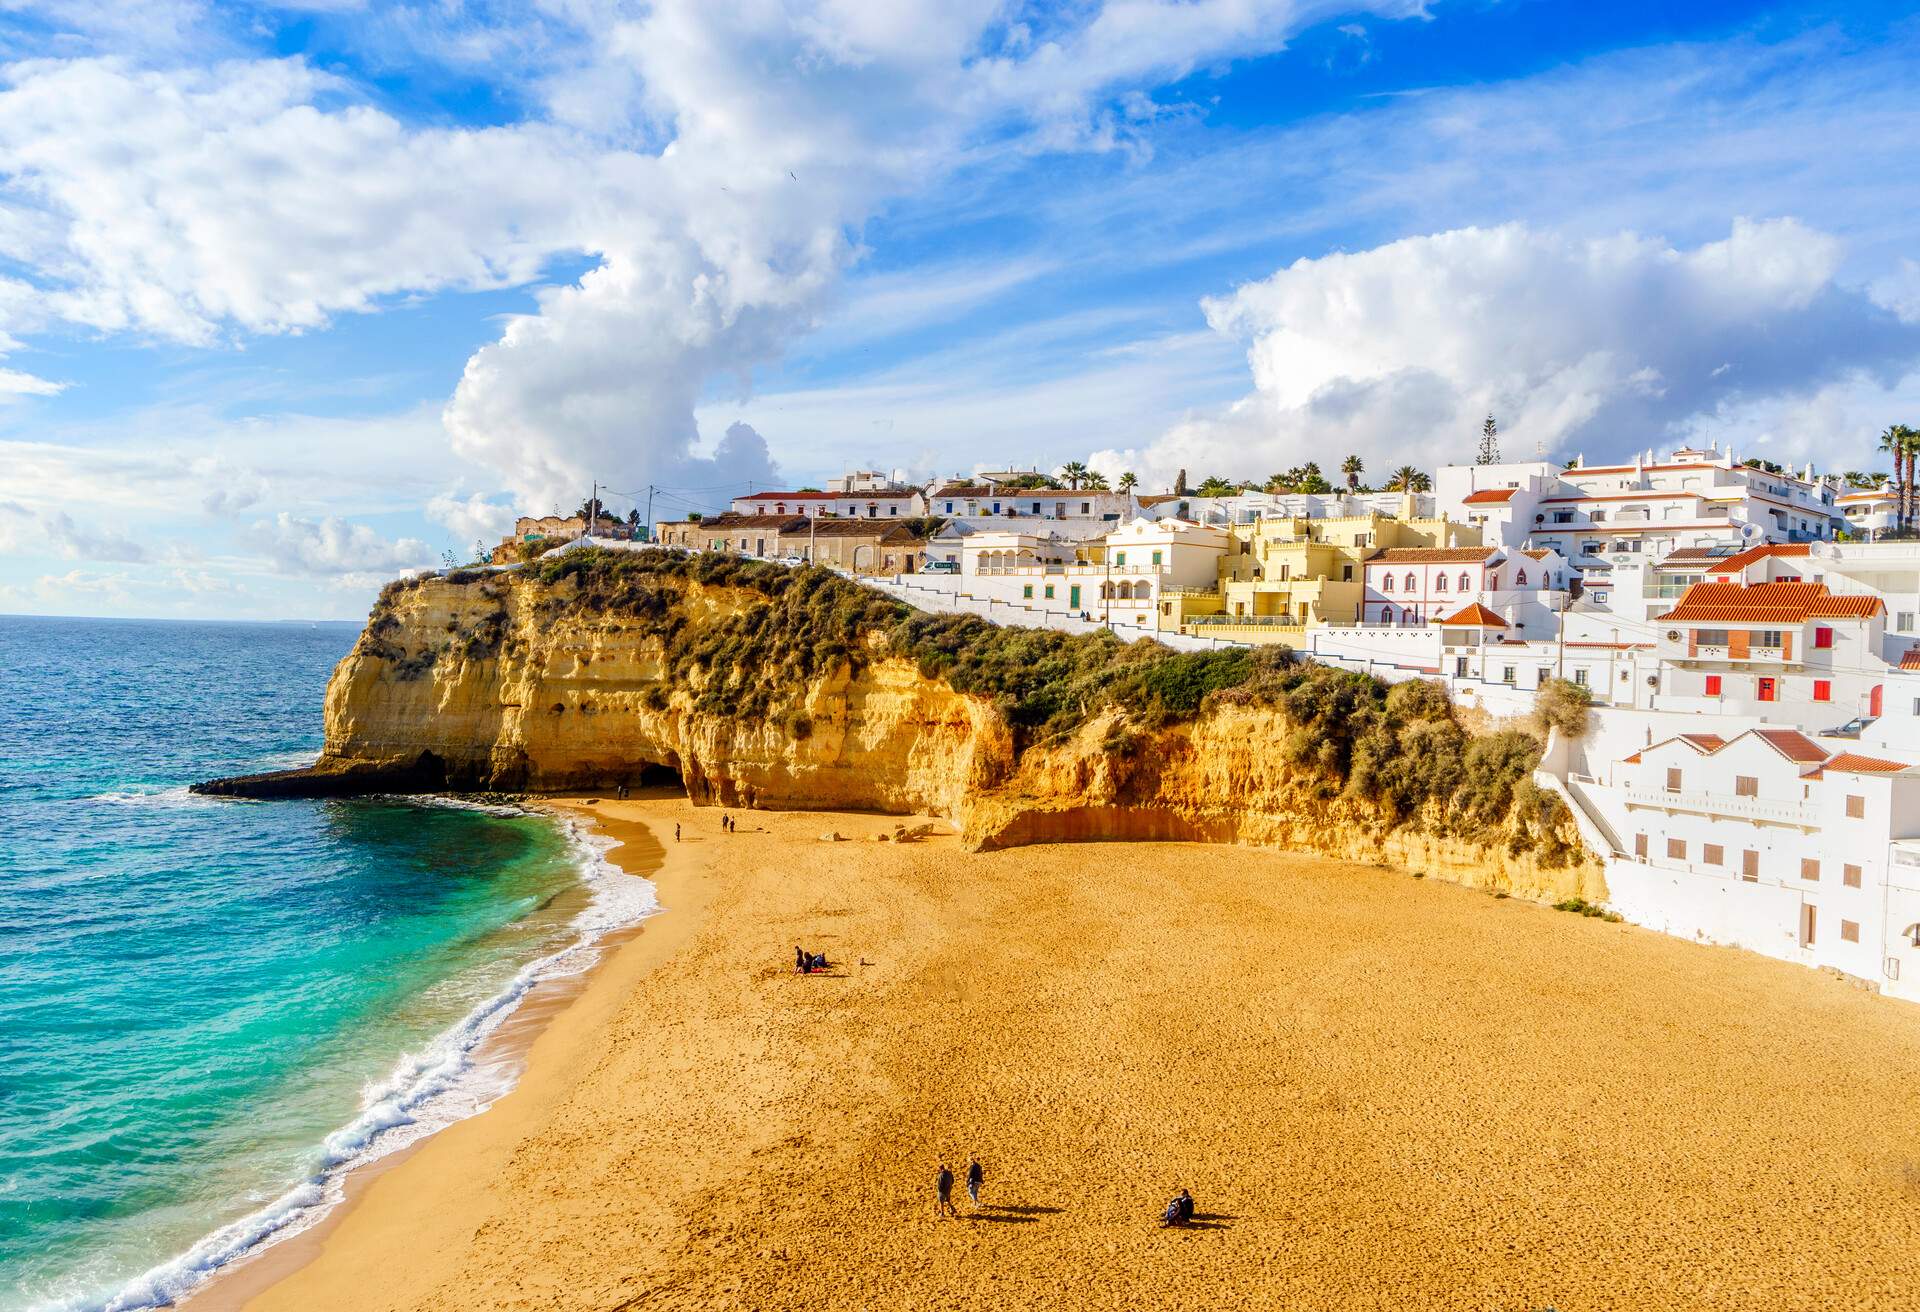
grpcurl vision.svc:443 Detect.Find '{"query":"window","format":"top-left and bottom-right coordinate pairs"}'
top-left (1435, 574), bottom-right (1449, 592)
top-left (1022, 585), bottom-right (1033, 600)
top-left (1115, 551), bottom-right (1126, 566)
top-left (1458, 572), bottom-right (1470, 591)
top-left (1813, 680), bottom-right (1831, 702)
top-left (1634, 833), bottom-right (1649, 859)
top-left (1151, 550), bottom-right (1163, 567)
top-left (1842, 920), bottom-right (1860, 943)
top-left (1382, 574), bottom-right (1395, 592)
top-left (1735, 776), bottom-right (1758, 797)
top-left (1704, 844), bottom-right (1724, 866)
top-left (1404, 572), bottom-right (1417, 591)
top-left (1742, 850), bottom-right (1759, 881)
top-left (1552, 511), bottom-right (1573, 523)
top-left (1515, 568), bottom-right (1528, 586)
top-left (1846, 795), bottom-right (1866, 819)
top-left (1342, 565), bottom-right (1353, 582)
top-left (1080, 502), bottom-right (1091, 515)
top-left (1802, 859), bottom-right (1821, 882)
top-left (1666, 768), bottom-right (1683, 792)
top-left (1698, 629), bottom-right (1729, 646)
top-left (1667, 838), bottom-right (1687, 860)
top-left (1899, 611), bottom-right (1915, 632)
top-left (1502, 666), bottom-right (1516, 684)
top-left (1844, 864), bottom-right (1862, 888)
top-left (1043, 585), bottom-right (1055, 599)
top-left (1814, 626), bottom-right (1834, 649)
top-left (1574, 669), bottom-right (1588, 687)
top-left (1488, 573), bottom-right (1500, 590)
top-left (1756, 629), bottom-right (1784, 649)
top-left (1705, 675), bottom-right (1723, 696)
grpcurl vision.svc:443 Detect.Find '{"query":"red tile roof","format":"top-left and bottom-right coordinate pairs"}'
top-left (1709, 543), bottom-right (1812, 574)
top-left (741, 489), bottom-right (919, 501)
top-left (1519, 548), bottom-right (1552, 560)
top-left (1638, 733), bottom-right (1728, 759)
top-left (1367, 547), bottom-right (1498, 564)
top-left (1753, 728), bottom-right (1828, 764)
top-left (1656, 545), bottom-right (1743, 567)
top-left (1461, 488), bottom-right (1517, 504)
top-left (1662, 581), bottom-right (1883, 624)
top-left (1437, 603), bottom-right (1507, 627)
top-left (1823, 752), bottom-right (1914, 774)
top-left (1900, 648), bottom-right (1920, 671)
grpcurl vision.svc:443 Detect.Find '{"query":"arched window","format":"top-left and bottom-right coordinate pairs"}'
top-left (1403, 572), bottom-right (1417, 592)
top-left (1515, 568), bottom-right (1528, 586)
top-left (1488, 573), bottom-right (1500, 591)
top-left (1434, 574), bottom-right (1449, 592)
top-left (1382, 574), bottom-right (1395, 592)
top-left (1134, 580), bottom-right (1152, 600)
top-left (1458, 572), bottom-right (1471, 592)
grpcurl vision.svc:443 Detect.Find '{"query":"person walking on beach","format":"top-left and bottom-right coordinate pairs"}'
top-left (673, 822), bottom-right (681, 843)
top-left (966, 1158), bottom-right (983, 1208)
top-left (795, 945), bottom-right (808, 974)
top-left (934, 1163), bottom-right (956, 1219)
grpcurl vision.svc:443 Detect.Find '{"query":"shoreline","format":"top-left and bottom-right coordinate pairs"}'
top-left (179, 796), bottom-right (674, 1312)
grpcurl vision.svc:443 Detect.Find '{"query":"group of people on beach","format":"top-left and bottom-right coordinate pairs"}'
top-left (934, 1161), bottom-right (1194, 1229)
top-left (932, 1159), bottom-right (986, 1217)
top-left (793, 945), bottom-right (830, 974)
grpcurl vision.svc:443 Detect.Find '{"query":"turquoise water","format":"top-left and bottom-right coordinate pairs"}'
top-left (0, 616), bottom-right (653, 1311)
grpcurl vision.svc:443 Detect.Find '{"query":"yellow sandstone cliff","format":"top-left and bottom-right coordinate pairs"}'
top-left (219, 562), bottom-right (1603, 903)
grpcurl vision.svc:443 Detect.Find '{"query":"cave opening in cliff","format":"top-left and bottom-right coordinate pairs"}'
top-left (627, 761), bottom-right (684, 794)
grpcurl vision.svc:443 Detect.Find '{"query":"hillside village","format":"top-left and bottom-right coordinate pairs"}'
top-left (486, 439), bottom-right (1920, 1005)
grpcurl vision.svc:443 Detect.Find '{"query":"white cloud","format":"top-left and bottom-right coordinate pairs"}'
top-left (1094, 219), bottom-right (1920, 485)
top-left (425, 490), bottom-right (517, 544)
top-left (244, 511), bottom-right (434, 577)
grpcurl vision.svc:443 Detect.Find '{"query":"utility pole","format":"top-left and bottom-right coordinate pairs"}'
top-left (589, 480), bottom-right (599, 538)
top-left (644, 485), bottom-right (655, 543)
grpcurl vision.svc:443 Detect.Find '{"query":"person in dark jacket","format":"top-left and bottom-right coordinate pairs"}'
top-left (966, 1158), bottom-right (984, 1207)
top-left (934, 1163), bottom-right (956, 1219)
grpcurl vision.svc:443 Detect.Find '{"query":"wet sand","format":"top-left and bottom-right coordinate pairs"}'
top-left (233, 798), bottom-right (1920, 1310)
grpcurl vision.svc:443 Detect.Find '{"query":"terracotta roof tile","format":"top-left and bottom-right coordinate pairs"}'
top-left (1710, 543), bottom-right (1812, 574)
top-left (1368, 547), bottom-right (1499, 564)
top-left (1461, 488), bottom-right (1517, 504)
top-left (1437, 603), bottom-right (1507, 627)
top-left (1662, 581), bottom-right (1882, 624)
top-left (1901, 648), bottom-right (1920, 671)
top-left (1753, 728), bottom-right (1828, 764)
top-left (1823, 752), bottom-right (1914, 774)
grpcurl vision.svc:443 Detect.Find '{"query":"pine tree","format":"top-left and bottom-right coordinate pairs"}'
top-left (1476, 414), bottom-right (1500, 466)
top-left (1173, 468), bottom-right (1188, 496)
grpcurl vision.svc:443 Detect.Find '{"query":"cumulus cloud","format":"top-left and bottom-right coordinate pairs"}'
top-left (244, 511), bottom-right (433, 578)
top-left (0, 500), bottom-right (148, 560)
top-left (1093, 219), bottom-right (1920, 485)
top-left (425, 490), bottom-right (518, 544)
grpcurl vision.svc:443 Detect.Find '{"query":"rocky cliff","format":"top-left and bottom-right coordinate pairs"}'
top-left (198, 550), bottom-right (1604, 903)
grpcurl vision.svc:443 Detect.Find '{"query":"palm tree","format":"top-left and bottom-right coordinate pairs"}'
top-left (1083, 470), bottom-right (1110, 491)
top-left (1195, 475), bottom-right (1236, 497)
top-left (1341, 455), bottom-right (1363, 492)
top-left (1385, 465), bottom-right (1427, 493)
top-left (1880, 426), bottom-right (1916, 533)
top-left (1058, 460), bottom-right (1089, 490)
top-left (1117, 471), bottom-right (1138, 494)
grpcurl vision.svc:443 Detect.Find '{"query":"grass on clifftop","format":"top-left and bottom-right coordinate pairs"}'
top-left (372, 549), bottom-right (1576, 861)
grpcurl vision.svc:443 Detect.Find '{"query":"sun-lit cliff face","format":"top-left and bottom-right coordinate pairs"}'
top-left (201, 552), bottom-right (1603, 903)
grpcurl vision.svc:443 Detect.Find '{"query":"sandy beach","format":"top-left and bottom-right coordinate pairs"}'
top-left (221, 798), bottom-right (1920, 1311)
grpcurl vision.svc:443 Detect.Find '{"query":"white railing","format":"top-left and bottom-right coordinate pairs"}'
top-left (1621, 785), bottom-right (1819, 829)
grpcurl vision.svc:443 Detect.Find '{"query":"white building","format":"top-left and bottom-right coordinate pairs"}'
top-left (730, 488), bottom-right (928, 518)
top-left (1173, 489), bottom-right (1435, 527)
top-left (1570, 724), bottom-right (1920, 1002)
top-left (825, 469), bottom-right (912, 494)
top-left (1811, 539), bottom-right (1920, 660)
top-left (1360, 545), bottom-right (1571, 636)
top-left (953, 518), bottom-right (1229, 625)
top-left (1837, 485), bottom-right (1899, 539)
top-left (927, 481), bottom-right (1139, 536)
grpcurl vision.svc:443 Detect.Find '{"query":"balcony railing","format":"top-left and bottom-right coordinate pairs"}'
top-left (1621, 785), bottom-right (1818, 829)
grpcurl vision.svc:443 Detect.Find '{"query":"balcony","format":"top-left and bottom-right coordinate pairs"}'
top-left (1621, 785), bottom-right (1819, 829)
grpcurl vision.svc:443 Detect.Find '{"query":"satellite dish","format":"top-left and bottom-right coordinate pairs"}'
top-left (1666, 630), bottom-right (1680, 641)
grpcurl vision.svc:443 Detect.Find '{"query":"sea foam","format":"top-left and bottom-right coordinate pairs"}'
top-left (74, 806), bottom-right (658, 1312)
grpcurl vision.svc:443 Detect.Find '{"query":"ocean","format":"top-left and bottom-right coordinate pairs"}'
top-left (0, 616), bottom-right (655, 1311)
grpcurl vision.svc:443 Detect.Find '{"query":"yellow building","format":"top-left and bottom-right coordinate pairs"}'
top-left (1167, 511), bottom-right (1481, 644)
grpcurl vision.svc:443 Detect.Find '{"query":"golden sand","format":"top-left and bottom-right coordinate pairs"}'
top-left (225, 799), bottom-right (1920, 1311)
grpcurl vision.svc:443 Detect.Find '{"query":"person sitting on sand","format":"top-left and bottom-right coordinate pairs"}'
top-left (810, 951), bottom-right (828, 972)
top-left (795, 945), bottom-right (807, 973)
top-left (1161, 1188), bottom-right (1194, 1227)
top-left (935, 1163), bottom-right (956, 1219)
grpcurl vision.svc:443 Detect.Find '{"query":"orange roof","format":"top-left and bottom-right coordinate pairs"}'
top-left (1638, 733), bottom-right (1728, 759)
top-left (1662, 581), bottom-right (1883, 624)
top-left (1520, 549), bottom-right (1552, 560)
top-left (1709, 543), bottom-right (1812, 574)
top-left (1899, 647), bottom-right (1920, 670)
top-left (1461, 488), bottom-right (1517, 504)
top-left (1823, 752), bottom-right (1914, 774)
top-left (1837, 489), bottom-right (1893, 502)
top-left (1438, 603), bottom-right (1508, 627)
top-left (1753, 728), bottom-right (1828, 764)
top-left (1368, 547), bottom-right (1498, 564)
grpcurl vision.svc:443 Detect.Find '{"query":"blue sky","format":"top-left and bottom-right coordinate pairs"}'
top-left (1, 0), bottom-right (1917, 619)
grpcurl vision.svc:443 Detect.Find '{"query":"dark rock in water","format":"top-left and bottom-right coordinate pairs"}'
top-left (192, 752), bottom-right (449, 799)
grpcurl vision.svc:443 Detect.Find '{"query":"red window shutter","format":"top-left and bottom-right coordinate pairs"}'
top-left (1813, 680), bottom-right (1831, 702)
top-left (1705, 675), bottom-right (1722, 696)
top-left (1814, 626), bottom-right (1833, 649)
